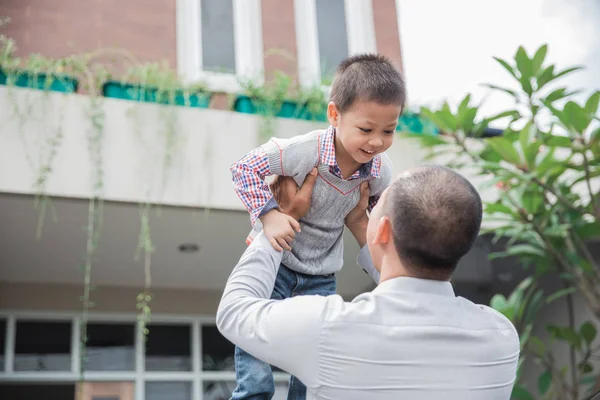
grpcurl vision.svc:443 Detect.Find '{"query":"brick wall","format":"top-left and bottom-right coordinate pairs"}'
top-left (0, 0), bottom-right (177, 70)
top-left (261, 0), bottom-right (298, 81)
top-left (373, 0), bottom-right (403, 72)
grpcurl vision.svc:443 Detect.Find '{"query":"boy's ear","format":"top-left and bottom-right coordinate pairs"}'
top-left (327, 102), bottom-right (340, 126)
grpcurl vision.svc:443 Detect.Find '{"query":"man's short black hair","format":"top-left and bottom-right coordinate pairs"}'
top-left (385, 165), bottom-right (482, 276)
top-left (330, 53), bottom-right (406, 113)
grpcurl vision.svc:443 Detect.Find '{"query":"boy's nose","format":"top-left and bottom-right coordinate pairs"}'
top-left (369, 137), bottom-right (383, 147)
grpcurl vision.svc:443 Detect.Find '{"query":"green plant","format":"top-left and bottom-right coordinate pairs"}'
top-left (414, 44), bottom-right (600, 399)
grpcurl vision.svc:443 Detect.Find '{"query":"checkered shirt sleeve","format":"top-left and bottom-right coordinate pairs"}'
top-left (230, 147), bottom-right (273, 225)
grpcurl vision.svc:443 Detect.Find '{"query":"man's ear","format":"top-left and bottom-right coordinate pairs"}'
top-left (372, 216), bottom-right (392, 245)
top-left (327, 102), bottom-right (340, 126)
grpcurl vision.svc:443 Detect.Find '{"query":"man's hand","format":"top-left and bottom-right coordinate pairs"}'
top-left (345, 182), bottom-right (370, 248)
top-left (260, 209), bottom-right (301, 252)
top-left (270, 168), bottom-right (318, 221)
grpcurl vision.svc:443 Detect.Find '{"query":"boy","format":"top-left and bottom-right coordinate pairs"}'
top-left (229, 53), bottom-right (406, 400)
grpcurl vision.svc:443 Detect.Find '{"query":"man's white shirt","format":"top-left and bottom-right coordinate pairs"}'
top-left (217, 232), bottom-right (520, 400)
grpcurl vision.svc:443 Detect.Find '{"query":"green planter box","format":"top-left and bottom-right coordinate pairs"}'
top-left (234, 95), bottom-right (303, 119)
top-left (102, 81), bottom-right (211, 108)
top-left (0, 69), bottom-right (78, 93)
top-left (299, 105), bottom-right (328, 122)
top-left (397, 112), bottom-right (439, 135)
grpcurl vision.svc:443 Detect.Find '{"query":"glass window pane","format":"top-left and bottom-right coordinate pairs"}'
top-left (0, 319), bottom-right (5, 371)
top-left (146, 382), bottom-right (192, 400)
top-left (201, 326), bottom-right (283, 372)
top-left (203, 381), bottom-right (289, 400)
top-left (201, 326), bottom-right (234, 371)
top-left (315, 0), bottom-right (349, 79)
top-left (14, 320), bottom-right (71, 371)
top-left (201, 0), bottom-right (236, 73)
top-left (145, 324), bottom-right (191, 371)
top-left (85, 323), bottom-right (135, 371)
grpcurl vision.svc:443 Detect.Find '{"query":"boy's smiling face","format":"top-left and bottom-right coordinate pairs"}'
top-left (328, 100), bottom-right (401, 170)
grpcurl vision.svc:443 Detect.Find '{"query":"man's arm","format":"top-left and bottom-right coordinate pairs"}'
top-left (216, 232), bottom-right (328, 387)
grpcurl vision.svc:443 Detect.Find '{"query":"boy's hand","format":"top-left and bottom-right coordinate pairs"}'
top-left (345, 182), bottom-right (370, 248)
top-left (260, 209), bottom-right (301, 252)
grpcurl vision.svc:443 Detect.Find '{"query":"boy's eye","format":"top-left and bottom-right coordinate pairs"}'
top-left (384, 130), bottom-right (395, 134)
top-left (359, 127), bottom-right (372, 133)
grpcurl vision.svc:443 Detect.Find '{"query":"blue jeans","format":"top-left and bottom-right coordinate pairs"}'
top-left (231, 264), bottom-right (336, 400)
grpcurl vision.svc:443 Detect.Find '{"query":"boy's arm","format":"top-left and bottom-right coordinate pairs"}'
top-left (230, 147), bottom-right (276, 226)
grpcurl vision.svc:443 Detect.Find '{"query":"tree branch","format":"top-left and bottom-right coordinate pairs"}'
top-left (581, 149), bottom-right (600, 219)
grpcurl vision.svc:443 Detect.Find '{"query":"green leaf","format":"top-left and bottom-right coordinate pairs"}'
top-left (575, 222), bottom-right (600, 241)
top-left (538, 370), bottom-right (552, 395)
top-left (457, 94), bottom-right (471, 120)
top-left (506, 244), bottom-right (546, 258)
top-left (490, 294), bottom-right (508, 314)
top-left (545, 135), bottom-right (572, 148)
top-left (484, 84), bottom-right (517, 97)
top-left (512, 385), bottom-right (535, 400)
top-left (579, 362), bottom-right (593, 374)
top-left (532, 45), bottom-right (548, 76)
top-left (485, 202), bottom-right (515, 216)
top-left (537, 65), bottom-right (555, 89)
top-left (547, 325), bottom-right (582, 349)
top-left (523, 291), bottom-right (544, 326)
top-left (580, 321), bottom-right (597, 345)
top-left (479, 148), bottom-right (503, 162)
top-left (585, 91), bottom-right (600, 115)
top-left (522, 191), bottom-right (544, 215)
top-left (487, 137), bottom-right (522, 165)
top-left (546, 287), bottom-right (577, 304)
top-left (565, 101), bottom-right (590, 132)
top-left (545, 88), bottom-right (571, 103)
top-left (515, 46), bottom-right (533, 80)
top-left (529, 336), bottom-right (545, 356)
top-left (493, 57), bottom-right (517, 79)
top-left (552, 66), bottom-right (584, 82)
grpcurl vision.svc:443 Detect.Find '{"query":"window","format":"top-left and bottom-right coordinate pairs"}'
top-left (315, 0), bottom-right (349, 79)
top-left (176, 0), bottom-right (264, 92)
top-left (85, 323), bottom-right (136, 371)
top-left (202, 381), bottom-right (289, 400)
top-left (146, 381), bottom-right (192, 400)
top-left (14, 320), bottom-right (71, 371)
top-left (294, 0), bottom-right (377, 86)
top-left (202, 326), bottom-right (234, 371)
top-left (0, 314), bottom-right (290, 400)
top-left (146, 324), bottom-right (191, 372)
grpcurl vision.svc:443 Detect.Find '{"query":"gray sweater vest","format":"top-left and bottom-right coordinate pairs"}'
top-left (259, 129), bottom-right (393, 275)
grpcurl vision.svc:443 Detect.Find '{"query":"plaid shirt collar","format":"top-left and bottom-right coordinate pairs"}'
top-left (319, 126), bottom-right (381, 179)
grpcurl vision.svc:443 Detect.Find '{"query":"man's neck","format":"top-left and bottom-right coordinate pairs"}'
top-left (378, 256), bottom-right (452, 284)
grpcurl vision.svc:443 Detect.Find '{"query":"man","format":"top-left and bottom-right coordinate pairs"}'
top-left (217, 165), bottom-right (520, 399)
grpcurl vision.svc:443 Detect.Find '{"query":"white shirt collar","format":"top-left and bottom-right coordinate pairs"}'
top-left (374, 276), bottom-right (455, 297)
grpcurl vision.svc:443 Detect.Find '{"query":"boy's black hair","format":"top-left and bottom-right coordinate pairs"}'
top-left (330, 53), bottom-right (406, 112)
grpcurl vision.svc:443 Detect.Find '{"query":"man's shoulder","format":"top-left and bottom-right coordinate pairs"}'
top-left (457, 298), bottom-right (520, 344)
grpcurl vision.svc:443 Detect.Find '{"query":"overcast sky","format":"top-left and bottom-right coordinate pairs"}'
top-left (398, 0), bottom-right (600, 120)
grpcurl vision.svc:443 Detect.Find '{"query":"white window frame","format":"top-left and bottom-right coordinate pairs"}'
top-left (294, 0), bottom-right (377, 87)
top-left (176, 0), bottom-right (264, 93)
top-left (0, 311), bottom-right (290, 400)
